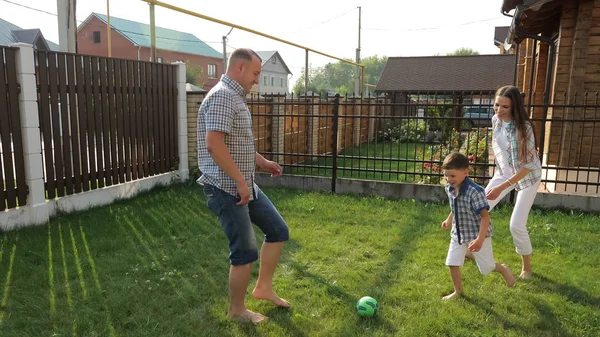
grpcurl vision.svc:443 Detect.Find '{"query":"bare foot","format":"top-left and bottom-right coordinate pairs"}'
top-left (227, 309), bottom-right (268, 325)
top-left (442, 291), bottom-right (461, 301)
top-left (503, 264), bottom-right (516, 287)
top-left (519, 271), bottom-right (532, 280)
top-left (252, 288), bottom-right (290, 307)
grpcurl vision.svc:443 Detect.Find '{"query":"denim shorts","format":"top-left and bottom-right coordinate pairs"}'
top-left (203, 184), bottom-right (289, 266)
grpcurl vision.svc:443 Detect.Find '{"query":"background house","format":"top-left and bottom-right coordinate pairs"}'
top-left (0, 18), bottom-right (59, 51)
top-left (77, 13), bottom-right (223, 90)
top-left (254, 51), bottom-right (292, 94)
top-left (502, 0), bottom-right (600, 194)
top-left (376, 54), bottom-right (515, 123)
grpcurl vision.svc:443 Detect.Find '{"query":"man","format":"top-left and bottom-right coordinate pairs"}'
top-left (197, 48), bottom-right (290, 324)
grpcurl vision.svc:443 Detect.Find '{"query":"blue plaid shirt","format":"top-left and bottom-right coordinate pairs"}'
top-left (445, 177), bottom-right (492, 244)
top-left (197, 75), bottom-right (257, 200)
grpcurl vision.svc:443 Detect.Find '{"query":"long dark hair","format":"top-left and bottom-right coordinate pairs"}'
top-left (495, 85), bottom-right (538, 162)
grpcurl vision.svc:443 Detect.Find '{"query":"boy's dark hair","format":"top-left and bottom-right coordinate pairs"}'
top-left (441, 152), bottom-right (469, 170)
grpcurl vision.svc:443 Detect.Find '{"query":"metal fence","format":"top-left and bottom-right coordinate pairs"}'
top-left (247, 91), bottom-right (600, 195)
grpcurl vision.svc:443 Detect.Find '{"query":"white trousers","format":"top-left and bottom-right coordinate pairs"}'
top-left (485, 171), bottom-right (540, 256)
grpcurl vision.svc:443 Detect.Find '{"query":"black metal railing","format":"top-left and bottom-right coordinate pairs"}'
top-left (246, 91), bottom-right (600, 195)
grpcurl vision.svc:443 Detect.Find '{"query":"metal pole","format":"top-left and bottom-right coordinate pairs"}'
top-left (305, 49), bottom-right (309, 94)
top-left (222, 27), bottom-right (233, 74)
top-left (150, 2), bottom-right (156, 62)
top-left (106, 0), bottom-right (112, 56)
top-left (354, 6), bottom-right (361, 96)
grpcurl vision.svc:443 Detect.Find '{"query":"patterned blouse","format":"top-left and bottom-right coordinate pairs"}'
top-left (491, 114), bottom-right (542, 191)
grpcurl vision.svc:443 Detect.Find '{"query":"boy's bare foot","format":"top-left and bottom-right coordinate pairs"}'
top-left (227, 309), bottom-right (268, 325)
top-left (252, 288), bottom-right (290, 307)
top-left (519, 271), bottom-right (532, 280)
top-left (502, 264), bottom-right (516, 287)
top-left (442, 291), bottom-right (461, 301)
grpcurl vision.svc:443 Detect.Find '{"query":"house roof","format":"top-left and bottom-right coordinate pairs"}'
top-left (502, 0), bottom-right (564, 46)
top-left (494, 26), bottom-right (510, 47)
top-left (228, 50), bottom-right (292, 75)
top-left (0, 18), bottom-right (59, 50)
top-left (376, 54), bottom-right (516, 93)
top-left (83, 13), bottom-right (222, 58)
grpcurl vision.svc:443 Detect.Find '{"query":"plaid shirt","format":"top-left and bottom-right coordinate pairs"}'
top-left (446, 177), bottom-right (492, 244)
top-left (491, 115), bottom-right (542, 191)
top-left (197, 75), bottom-right (257, 200)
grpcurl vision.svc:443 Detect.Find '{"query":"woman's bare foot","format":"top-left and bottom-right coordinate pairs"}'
top-left (442, 291), bottom-right (461, 301)
top-left (227, 309), bottom-right (268, 325)
top-left (519, 270), bottom-right (532, 280)
top-left (252, 288), bottom-right (290, 307)
top-left (502, 264), bottom-right (516, 287)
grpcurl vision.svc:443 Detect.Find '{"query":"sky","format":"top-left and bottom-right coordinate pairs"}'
top-left (0, 0), bottom-right (514, 87)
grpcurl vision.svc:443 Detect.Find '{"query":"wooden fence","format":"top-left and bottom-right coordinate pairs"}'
top-left (0, 46), bottom-right (27, 210)
top-left (35, 51), bottom-right (178, 199)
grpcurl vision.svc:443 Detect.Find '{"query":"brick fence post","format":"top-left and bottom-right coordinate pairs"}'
top-left (12, 43), bottom-right (49, 225)
top-left (301, 92), bottom-right (320, 156)
top-left (268, 93), bottom-right (287, 164)
top-left (368, 96), bottom-right (377, 141)
top-left (351, 95), bottom-right (362, 146)
top-left (186, 92), bottom-right (205, 170)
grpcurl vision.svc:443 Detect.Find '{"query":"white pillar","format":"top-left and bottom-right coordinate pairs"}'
top-left (174, 62), bottom-right (189, 181)
top-left (12, 43), bottom-right (49, 225)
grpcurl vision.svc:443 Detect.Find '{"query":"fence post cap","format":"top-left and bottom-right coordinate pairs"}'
top-left (300, 91), bottom-right (319, 98)
top-left (261, 93), bottom-right (287, 98)
top-left (9, 42), bottom-right (34, 48)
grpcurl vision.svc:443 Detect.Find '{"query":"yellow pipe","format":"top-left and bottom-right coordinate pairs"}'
top-left (140, 0), bottom-right (377, 88)
top-left (141, 0), bottom-right (360, 66)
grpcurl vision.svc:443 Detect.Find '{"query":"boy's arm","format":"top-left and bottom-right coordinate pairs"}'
top-left (468, 209), bottom-right (490, 252)
top-left (441, 212), bottom-right (453, 229)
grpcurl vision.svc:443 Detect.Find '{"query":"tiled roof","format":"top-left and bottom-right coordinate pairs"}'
top-left (88, 13), bottom-right (222, 58)
top-left (376, 54), bottom-right (516, 93)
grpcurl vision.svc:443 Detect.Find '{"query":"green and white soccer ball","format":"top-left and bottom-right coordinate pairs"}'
top-left (356, 296), bottom-right (378, 317)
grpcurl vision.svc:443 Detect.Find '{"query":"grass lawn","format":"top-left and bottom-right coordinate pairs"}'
top-left (286, 142), bottom-right (432, 183)
top-left (0, 184), bottom-right (598, 336)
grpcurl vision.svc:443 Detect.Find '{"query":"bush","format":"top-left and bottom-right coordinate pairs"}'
top-left (378, 120), bottom-right (427, 143)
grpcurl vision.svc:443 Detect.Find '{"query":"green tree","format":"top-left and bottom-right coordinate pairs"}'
top-left (185, 61), bottom-right (204, 86)
top-left (292, 55), bottom-right (387, 96)
top-left (446, 47), bottom-right (480, 56)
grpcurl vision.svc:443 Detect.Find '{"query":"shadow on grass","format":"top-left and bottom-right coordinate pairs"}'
top-left (462, 296), bottom-right (528, 333)
top-left (531, 274), bottom-right (600, 309)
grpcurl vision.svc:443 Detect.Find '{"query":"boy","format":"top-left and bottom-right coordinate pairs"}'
top-left (441, 152), bottom-right (515, 300)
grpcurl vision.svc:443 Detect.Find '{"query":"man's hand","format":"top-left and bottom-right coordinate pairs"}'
top-left (468, 238), bottom-right (484, 252)
top-left (441, 220), bottom-right (450, 229)
top-left (260, 160), bottom-right (282, 177)
top-left (236, 180), bottom-right (250, 205)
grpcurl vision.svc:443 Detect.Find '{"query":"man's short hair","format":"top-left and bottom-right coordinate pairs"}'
top-left (227, 48), bottom-right (261, 70)
top-left (441, 152), bottom-right (469, 170)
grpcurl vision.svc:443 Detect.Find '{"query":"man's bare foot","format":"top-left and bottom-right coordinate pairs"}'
top-left (519, 271), bottom-right (532, 280)
top-left (252, 288), bottom-right (290, 307)
top-left (227, 309), bottom-right (268, 325)
top-left (503, 264), bottom-right (516, 287)
top-left (442, 291), bottom-right (461, 301)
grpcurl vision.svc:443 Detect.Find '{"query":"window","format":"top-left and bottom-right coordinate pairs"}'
top-left (208, 64), bottom-right (217, 78)
top-left (280, 77), bottom-right (285, 87)
top-left (263, 75), bottom-right (268, 85)
top-left (271, 76), bottom-right (274, 86)
top-left (157, 57), bottom-right (163, 63)
top-left (271, 57), bottom-right (276, 64)
top-left (93, 31), bottom-right (101, 43)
